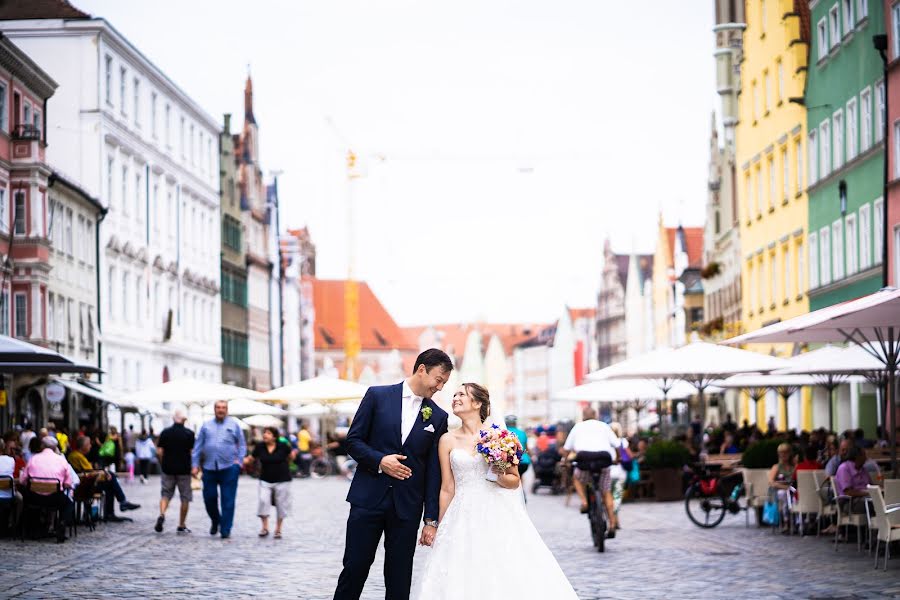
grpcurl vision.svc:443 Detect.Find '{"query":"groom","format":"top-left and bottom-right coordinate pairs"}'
top-left (334, 349), bottom-right (453, 600)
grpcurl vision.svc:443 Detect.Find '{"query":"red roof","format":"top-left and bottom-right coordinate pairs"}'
top-left (0, 0), bottom-right (89, 19)
top-left (568, 307), bottom-right (596, 322)
top-left (313, 279), bottom-right (417, 352)
top-left (402, 322), bottom-right (546, 357)
top-left (666, 227), bottom-right (704, 269)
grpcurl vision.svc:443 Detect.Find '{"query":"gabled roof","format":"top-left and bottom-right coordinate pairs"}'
top-left (313, 279), bottom-right (417, 352)
top-left (666, 226), bottom-right (704, 269)
top-left (0, 0), bottom-right (89, 20)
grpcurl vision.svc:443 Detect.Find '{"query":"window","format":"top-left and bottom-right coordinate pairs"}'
top-left (895, 121), bottom-right (900, 178)
top-left (859, 88), bottom-right (872, 152)
top-left (0, 188), bottom-right (6, 232)
top-left (764, 70), bottom-right (772, 113)
top-left (223, 215), bottom-right (242, 251)
top-left (755, 167), bottom-right (763, 216)
top-left (133, 77), bottom-right (140, 127)
top-left (894, 4), bottom-right (900, 59)
top-left (13, 192), bottom-right (25, 235)
top-left (136, 275), bottom-right (143, 320)
top-left (875, 197), bottom-right (884, 263)
top-left (165, 104), bottom-right (171, 147)
top-left (820, 226), bottom-right (832, 285)
top-left (781, 148), bottom-right (789, 200)
top-left (23, 103), bottom-right (30, 131)
top-left (757, 259), bottom-right (764, 309)
top-left (833, 110), bottom-right (843, 170)
top-left (135, 172), bottom-right (143, 221)
top-left (1, 290), bottom-right (10, 335)
top-left (842, 0), bottom-right (854, 33)
top-left (783, 246), bottom-right (792, 301)
top-left (180, 116), bottom-right (185, 157)
top-left (0, 82), bottom-right (6, 132)
top-left (106, 155), bottom-right (114, 209)
top-left (752, 81), bottom-right (760, 121)
top-left (189, 124), bottom-right (195, 165)
top-left (858, 0), bottom-right (868, 21)
top-left (809, 130), bottom-right (818, 184)
top-left (47, 293), bottom-right (54, 340)
top-left (770, 254), bottom-right (777, 306)
top-left (14, 292), bottom-right (26, 338)
top-left (776, 60), bottom-right (784, 103)
top-left (760, 0), bottom-right (766, 34)
top-left (829, 5), bottom-right (840, 49)
top-left (745, 175), bottom-right (752, 222)
top-left (85, 222), bottom-right (93, 266)
top-left (108, 266), bottom-right (117, 320)
top-left (119, 66), bottom-right (127, 115)
top-left (152, 182), bottom-right (159, 232)
top-left (798, 240), bottom-right (806, 295)
top-left (748, 261), bottom-right (757, 312)
top-left (104, 55), bottom-right (112, 105)
top-left (846, 98), bottom-right (857, 160)
top-left (64, 208), bottom-right (73, 255)
top-left (876, 81), bottom-right (885, 142)
top-left (122, 272), bottom-right (130, 322)
top-left (767, 156), bottom-right (776, 209)
top-left (832, 219), bottom-right (844, 280)
top-left (121, 165), bottom-right (128, 215)
top-left (817, 17), bottom-right (828, 60)
top-left (860, 203), bottom-right (871, 269)
top-left (795, 137), bottom-right (803, 193)
top-left (846, 213), bottom-right (858, 275)
top-left (820, 121), bottom-right (831, 177)
top-left (151, 92), bottom-right (157, 138)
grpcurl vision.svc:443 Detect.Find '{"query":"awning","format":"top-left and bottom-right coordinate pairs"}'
top-left (50, 377), bottom-right (140, 411)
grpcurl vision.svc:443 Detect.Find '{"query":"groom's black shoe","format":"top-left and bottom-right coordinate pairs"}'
top-left (210, 522), bottom-right (219, 536)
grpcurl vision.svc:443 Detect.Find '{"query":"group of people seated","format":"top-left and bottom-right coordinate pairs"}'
top-left (0, 426), bottom-right (141, 543)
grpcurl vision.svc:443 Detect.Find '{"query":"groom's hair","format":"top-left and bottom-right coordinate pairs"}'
top-left (413, 348), bottom-right (454, 375)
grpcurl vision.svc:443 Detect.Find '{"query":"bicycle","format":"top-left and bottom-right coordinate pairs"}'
top-left (573, 451), bottom-right (614, 552)
top-left (684, 462), bottom-right (746, 528)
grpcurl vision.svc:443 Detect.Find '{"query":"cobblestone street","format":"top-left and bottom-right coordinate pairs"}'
top-left (3, 473), bottom-right (900, 599)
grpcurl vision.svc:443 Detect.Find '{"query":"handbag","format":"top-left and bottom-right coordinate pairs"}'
top-left (762, 499), bottom-right (780, 525)
top-left (627, 460), bottom-right (640, 484)
top-left (98, 439), bottom-right (116, 459)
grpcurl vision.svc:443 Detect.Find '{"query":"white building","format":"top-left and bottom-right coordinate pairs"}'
top-left (2, 17), bottom-right (223, 394)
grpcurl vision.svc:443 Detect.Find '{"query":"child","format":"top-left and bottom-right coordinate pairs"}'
top-left (124, 450), bottom-right (135, 484)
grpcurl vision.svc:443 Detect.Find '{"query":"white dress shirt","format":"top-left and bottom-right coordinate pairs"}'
top-left (401, 380), bottom-right (423, 445)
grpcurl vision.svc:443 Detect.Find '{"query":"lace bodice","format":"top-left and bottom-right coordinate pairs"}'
top-left (449, 448), bottom-right (489, 486)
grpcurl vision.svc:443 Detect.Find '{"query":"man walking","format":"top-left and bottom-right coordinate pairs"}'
top-left (156, 411), bottom-right (196, 534)
top-left (192, 400), bottom-right (246, 539)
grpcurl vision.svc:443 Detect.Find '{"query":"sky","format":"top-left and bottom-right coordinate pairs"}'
top-left (74, 0), bottom-right (717, 326)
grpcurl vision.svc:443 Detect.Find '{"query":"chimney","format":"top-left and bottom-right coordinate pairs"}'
top-left (223, 113), bottom-right (231, 134)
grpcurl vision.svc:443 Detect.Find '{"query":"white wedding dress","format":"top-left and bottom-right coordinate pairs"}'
top-left (415, 449), bottom-right (579, 599)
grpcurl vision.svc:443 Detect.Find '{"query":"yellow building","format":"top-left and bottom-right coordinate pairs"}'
top-left (736, 0), bottom-right (811, 429)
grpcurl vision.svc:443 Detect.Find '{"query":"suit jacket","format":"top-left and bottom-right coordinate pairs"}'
top-left (345, 382), bottom-right (448, 522)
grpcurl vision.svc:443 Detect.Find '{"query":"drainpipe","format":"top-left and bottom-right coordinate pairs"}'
top-left (874, 34), bottom-right (889, 285)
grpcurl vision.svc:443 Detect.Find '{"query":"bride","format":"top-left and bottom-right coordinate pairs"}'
top-left (415, 383), bottom-right (578, 599)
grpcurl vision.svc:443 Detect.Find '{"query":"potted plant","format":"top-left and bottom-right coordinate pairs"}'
top-left (643, 440), bottom-right (690, 501)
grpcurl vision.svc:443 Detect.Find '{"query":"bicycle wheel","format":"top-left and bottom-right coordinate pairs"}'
top-left (592, 490), bottom-right (606, 552)
top-left (684, 483), bottom-right (727, 528)
top-left (310, 458), bottom-right (329, 479)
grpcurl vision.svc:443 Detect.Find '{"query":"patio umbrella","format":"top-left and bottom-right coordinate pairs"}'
top-left (259, 376), bottom-right (368, 405)
top-left (203, 397), bottom-right (286, 417)
top-left (724, 287), bottom-right (900, 473)
top-left (594, 342), bottom-right (789, 425)
top-left (290, 402), bottom-right (329, 418)
top-left (120, 378), bottom-right (262, 407)
top-left (553, 378), bottom-right (698, 402)
top-left (716, 373), bottom-right (822, 430)
top-left (0, 335), bottom-right (100, 373)
top-left (243, 414), bottom-right (285, 428)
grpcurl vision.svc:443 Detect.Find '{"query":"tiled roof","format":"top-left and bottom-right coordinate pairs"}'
top-left (402, 322), bottom-right (545, 357)
top-left (666, 226), bottom-right (704, 268)
top-left (313, 279), bottom-right (417, 352)
top-left (0, 0), bottom-right (90, 19)
top-left (568, 307), bottom-right (596, 322)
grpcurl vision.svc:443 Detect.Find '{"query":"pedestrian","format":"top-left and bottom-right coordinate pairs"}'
top-left (244, 426), bottom-right (294, 539)
top-left (155, 411), bottom-right (196, 534)
top-left (135, 430), bottom-right (156, 483)
top-left (296, 421), bottom-right (312, 478)
top-left (191, 400), bottom-right (246, 539)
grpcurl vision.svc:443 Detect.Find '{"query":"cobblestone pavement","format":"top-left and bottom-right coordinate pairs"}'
top-left (2, 472), bottom-right (900, 599)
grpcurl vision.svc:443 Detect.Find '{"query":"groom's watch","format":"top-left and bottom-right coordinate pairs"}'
top-left (424, 519), bottom-right (439, 529)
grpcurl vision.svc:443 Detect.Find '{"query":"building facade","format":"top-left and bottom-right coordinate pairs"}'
top-left (1, 14), bottom-right (224, 395)
top-left (220, 113), bottom-right (249, 386)
top-left (703, 0), bottom-right (745, 341)
top-left (883, 1), bottom-right (899, 285)
top-left (736, 0), bottom-right (810, 426)
top-left (281, 226), bottom-right (317, 383)
top-left (652, 219), bottom-right (704, 349)
top-left (806, 0), bottom-right (885, 310)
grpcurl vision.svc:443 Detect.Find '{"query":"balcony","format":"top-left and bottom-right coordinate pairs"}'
top-left (10, 124), bottom-right (46, 164)
top-left (11, 124), bottom-right (41, 141)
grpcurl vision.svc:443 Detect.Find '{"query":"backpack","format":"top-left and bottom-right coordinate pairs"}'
top-left (98, 439), bottom-right (116, 458)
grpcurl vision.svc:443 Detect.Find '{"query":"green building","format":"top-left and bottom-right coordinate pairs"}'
top-left (219, 113), bottom-right (250, 386)
top-left (806, 0), bottom-right (885, 311)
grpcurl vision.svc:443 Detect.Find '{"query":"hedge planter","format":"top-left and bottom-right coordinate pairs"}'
top-left (651, 467), bottom-right (683, 501)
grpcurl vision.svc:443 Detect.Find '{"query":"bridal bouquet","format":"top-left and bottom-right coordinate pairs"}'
top-left (476, 424), bottom-right (524, 482)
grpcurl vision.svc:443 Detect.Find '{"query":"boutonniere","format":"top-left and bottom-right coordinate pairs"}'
top-left (420, 405), bottom-right (432, 422)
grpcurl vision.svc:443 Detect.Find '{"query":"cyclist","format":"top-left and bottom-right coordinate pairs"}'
top-left (563, 406), bottom-right (620, 534)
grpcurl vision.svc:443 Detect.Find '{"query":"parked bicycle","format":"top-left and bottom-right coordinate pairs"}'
top-left (684, 462), bottom-right (746, 528)
top-left (572, 451), bottom-right (614, 552)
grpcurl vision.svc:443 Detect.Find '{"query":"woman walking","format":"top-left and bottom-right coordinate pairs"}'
top-left (135, 431), bottom-right (156, 484)
top-left (245, 427), bottom-right (294, 538)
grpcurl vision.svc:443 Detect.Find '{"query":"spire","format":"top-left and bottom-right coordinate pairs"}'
top-left (244, 72), bottom-right (256, 125)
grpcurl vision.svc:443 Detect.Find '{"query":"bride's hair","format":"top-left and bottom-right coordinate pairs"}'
top-left (463, 383), bottom-right (490, 422)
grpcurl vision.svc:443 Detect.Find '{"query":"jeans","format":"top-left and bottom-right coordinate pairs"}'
top-left (202, 464), bottom-right (240, 536)
top-left (138, 459), bottom-right (151, 478)
top-left (98, 472), bottom-right (127, 515)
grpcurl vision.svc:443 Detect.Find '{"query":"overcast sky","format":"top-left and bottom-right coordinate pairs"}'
top-left (74, 0), bottom-right (716, 326)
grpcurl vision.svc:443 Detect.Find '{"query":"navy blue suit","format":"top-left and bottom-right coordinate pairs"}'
top-left (335, 382), bottom-right (448, 600)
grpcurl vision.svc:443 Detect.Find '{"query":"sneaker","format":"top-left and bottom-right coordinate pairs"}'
top-left (121, 502), bottom-right (141, 512)
top-left (210, 522), bottom-right (219, 536)
top-left (154, 515), bottom-right (164, 533)
top-left (176, 526), bottom-right (191, 534)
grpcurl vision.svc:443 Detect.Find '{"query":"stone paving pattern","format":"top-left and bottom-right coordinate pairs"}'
top-left (2, 472), bottom-right (900, 599)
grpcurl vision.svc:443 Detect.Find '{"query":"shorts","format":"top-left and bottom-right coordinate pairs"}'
top-left (257, 480), bottom-right (291, 520)
top-left (575, 466), bottom-right (611, 493)
top-left (161, 474), bottom-right (193, 502)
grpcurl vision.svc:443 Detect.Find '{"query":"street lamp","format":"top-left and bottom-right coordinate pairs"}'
top-left (873, 34), bottom-right (889, 286)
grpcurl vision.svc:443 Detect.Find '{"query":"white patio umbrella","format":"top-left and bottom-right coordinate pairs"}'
top-left (594, 342), bottom-right (789, 425)
top-left (716, 373), bottom-right (822, 429)
top-left (724, 287), bottom-right (900, 473)
top-left (291, 402), bottom-right (329, 418)
top-left (120, 378), bottom-right (262, 407)
top-left (243, 414), bottom-right (285, 428)
top-left (203, 397), bottom-right (286, 417)
top-left (553, 378), bottom-right (698, 402)
top-left (259, 376), bottom-right (368, 405)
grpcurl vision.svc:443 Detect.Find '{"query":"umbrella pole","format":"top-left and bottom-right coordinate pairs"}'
top-left (889, 350), bottom-right (897, 477)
